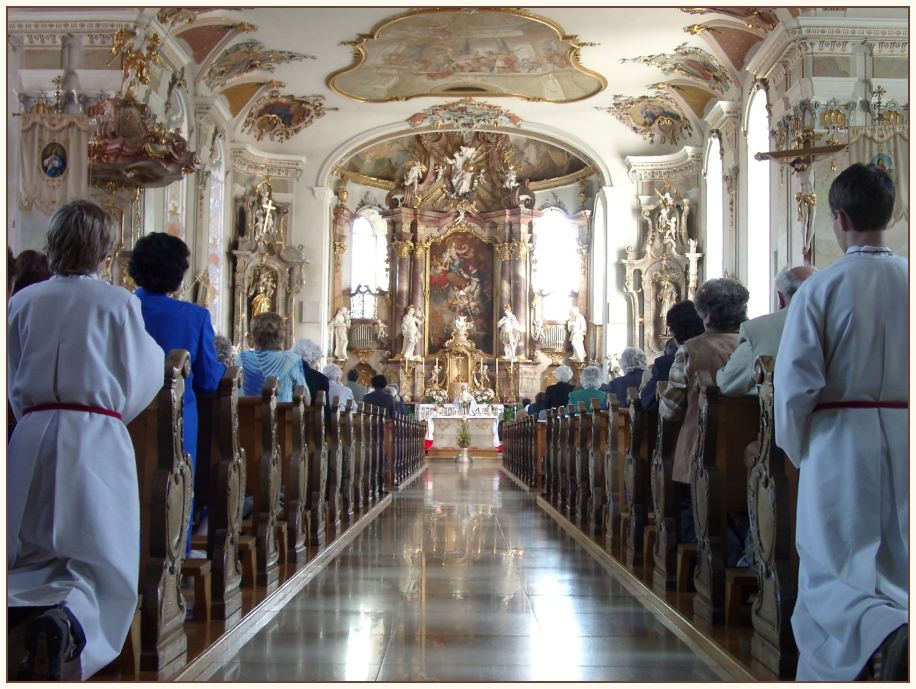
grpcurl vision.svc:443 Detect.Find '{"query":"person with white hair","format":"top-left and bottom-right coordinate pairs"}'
top-left (544, 364), bottom-right (575, 409)
top-left (385, 383), bottom-right (409, 415)
top-left (568, 364), bottom-right (606, 409)
top-left (716, 265), bottom-right (816, 396)
top-left (322, 362), bottom-right (354, 410)
top-left (291, 338), bottom-right (331, 420)
top-left (605, 346), bottom-right (648, 407)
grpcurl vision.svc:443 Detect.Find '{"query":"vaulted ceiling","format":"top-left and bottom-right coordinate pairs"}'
top-left (11, 6), bottom-right (900, 187)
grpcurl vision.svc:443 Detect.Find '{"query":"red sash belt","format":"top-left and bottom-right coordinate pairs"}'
top-left (22, 402), bottom-right (122, 420)
top-left (813, 400), bottom-right (907, 413)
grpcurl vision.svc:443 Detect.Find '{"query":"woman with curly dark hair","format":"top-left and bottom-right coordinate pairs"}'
top-left (639, 300), bottom-right (705, 411)
top-left (129, 232), bottom-right (226, 554)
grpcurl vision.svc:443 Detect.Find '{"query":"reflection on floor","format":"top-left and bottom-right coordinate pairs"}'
top-left (196, 458), bottom-right (732, 681)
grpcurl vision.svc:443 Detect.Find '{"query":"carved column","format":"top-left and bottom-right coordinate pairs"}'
top-left (411, 230), bottom-right (426, 357)
top-left (391, 229), bottom-right (413, 354)
top-left (510, 224), bottom-right (530, 359)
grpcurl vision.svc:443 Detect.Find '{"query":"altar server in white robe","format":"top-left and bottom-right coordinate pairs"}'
top-left (8, 200), bottom-right (164, 680)
top-left (775, 163), bottom-right (908, 681)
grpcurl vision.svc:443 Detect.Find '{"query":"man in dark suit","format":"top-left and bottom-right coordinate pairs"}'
top-left (544, 364), bottom-right (575, 409)
top-left (363, 374), bottom-right (396, 417)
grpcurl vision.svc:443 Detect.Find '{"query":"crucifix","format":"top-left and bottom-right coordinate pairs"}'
top-left (755, 124), bottom-right (845, 265)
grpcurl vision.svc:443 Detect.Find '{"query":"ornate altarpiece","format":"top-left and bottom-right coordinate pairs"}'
top-left (623, 189), bottom-right (702, 360)
top-left (232, 177), bottom-right (307, 348)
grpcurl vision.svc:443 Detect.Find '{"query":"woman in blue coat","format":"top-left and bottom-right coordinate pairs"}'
top-left (129, 233), bottom-right (226, 552)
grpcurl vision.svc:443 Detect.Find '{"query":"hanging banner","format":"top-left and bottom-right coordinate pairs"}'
top-left (19, 112), bottom-right (91, 214)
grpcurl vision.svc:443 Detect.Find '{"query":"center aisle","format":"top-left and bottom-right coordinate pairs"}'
top-left (199, 459), bottom-right (731, 681)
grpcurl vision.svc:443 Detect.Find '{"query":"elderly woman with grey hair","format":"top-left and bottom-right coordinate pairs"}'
top-left (544, 364), bottom-right (576, 409)
top-left (659, 277), bottom-right (749, 485)
top-left (213, 334), bottom-right (236, 369)
top-left (322, 362), bottom-right (354, 410)
top-left (568, 364), bottom-right (606, 410)
top-left (291, 338), bottom-right (330, 412)
top-left (604, 347), bottom-right (648, 408)
top-left (237, 313), bottom-right (306, 402)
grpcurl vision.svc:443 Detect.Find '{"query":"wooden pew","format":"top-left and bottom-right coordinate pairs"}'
top-left (535, 417), bottom-right (547, 492)
top-left (196, 367), bottom-right (244, 620)
top-left (362, 404), bottom-right (378, 505)
top-left (371, 406), bottom-right (385, 498)
top-left (565, 404), bottom-right (580, 521)
top-left (127, 349), bottom-right (193, 671)
top-left (305, 390), bottom-right (328, 550)
top-left (690, 371), bottom-right (760, 624)
top-left (275, 385), bottom-right (309, 564)
top-left (748, 356), bottom-right (799, 678)
top-left (604, 397), bottom-right (624, 552)
top-left (575, 401), bottom-right (591, 529)
top-left (557, 407), bottom-right (571, 514)
top-left (339, 399), bottom-right (356, 524)
top-left (236, 379), bottom-right (281, 589)
top-left (587, 398), bottom-right (608, 541)
top-left (325, 397), bottom-right (343, 539)
top-left (383, 415), bottom-right (394, 490)
top-left (651, 394), bottom-right (684, 593)
top-left (544, 408), bottom-right (558, 502)
top-left (623, 388), bottom-right (654, 568)
top-left (353, 403), bottom-right (368, 512)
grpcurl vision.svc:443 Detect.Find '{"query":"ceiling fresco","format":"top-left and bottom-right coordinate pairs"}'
top-left (204, 40), bottom-right (315, 90)
top-left (338, 132), bottom-right (590, 188)
top-left (407, 98), bottom-right (523, 133)
top-left (327, 8), bottom-right (606, 103)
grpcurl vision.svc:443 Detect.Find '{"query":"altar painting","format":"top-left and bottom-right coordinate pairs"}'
top-left (427, 232), bottom-right (494, 354)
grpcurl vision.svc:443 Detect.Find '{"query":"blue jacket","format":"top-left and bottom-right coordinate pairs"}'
top-left (135, 288), bottom-right (226, 464)
top-left (640, 353), bottom-right (676, 411)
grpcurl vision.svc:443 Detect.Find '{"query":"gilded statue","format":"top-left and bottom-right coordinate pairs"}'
top-left (249, 267), bottom-right (276, 318)
top-left (428, 358), bottom-right (444, 388)
top-left (108, 27), bottom-right (162, 99)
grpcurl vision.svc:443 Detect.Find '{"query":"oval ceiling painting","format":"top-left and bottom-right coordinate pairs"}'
top-left (328, 8), bottom-right (606, 103)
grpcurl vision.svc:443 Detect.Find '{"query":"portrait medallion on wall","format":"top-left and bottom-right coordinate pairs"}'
top-left (327, 8), bottom-right (606, 103)
top-left (427, 230), bottom-right (495, 354)
top-left (41, 142), bottom-right (67, 178)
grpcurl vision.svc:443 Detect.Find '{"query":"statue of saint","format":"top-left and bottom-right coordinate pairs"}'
top-left (567, 306), bottom-right (587, 362)
top-left (400, 305), bottom-right (423, 359)
top-left (497, 304), bottom-right (523, 360)
top-left (503, 165), bottom-right (519, 190)
top-left (428, 359), bottom-right (443, 388)
top-left (657, 277), bottom-right (679, 331)
top-left (328, 307), bottom-right (351, 359)
top-left (248, 268), bottom-right (276, 318)
top-left (449, 145), bottom-right (477, 196)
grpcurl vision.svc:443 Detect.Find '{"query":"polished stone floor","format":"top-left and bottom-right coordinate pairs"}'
top-left (199, 459), bottom-right (730, 681)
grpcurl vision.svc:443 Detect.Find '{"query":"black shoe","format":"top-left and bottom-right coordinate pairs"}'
top-left (858, 624), bottom-right (908, 681)
top-left (17, 606), bottom-right (85, 681)
top-left (877, 624), bottom-right (908, 681)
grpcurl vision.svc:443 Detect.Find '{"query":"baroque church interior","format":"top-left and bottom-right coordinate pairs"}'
top-left (6, 5), bottom-right (909, 683)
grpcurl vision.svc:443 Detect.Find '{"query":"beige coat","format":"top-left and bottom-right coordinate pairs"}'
top-left (659, 330), bottom-right (740, 483)
top-left (715, 308), bottom-right (788, 396)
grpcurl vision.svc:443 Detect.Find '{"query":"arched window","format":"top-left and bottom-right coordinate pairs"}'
top-left (746, 89), bottom-right (771, 318)
top-left (533, 208), bottom-right (581, 321)
top-left (704, 135), bottom-right (724, 281)
top-left (349, 211), bottom-right (389, 319)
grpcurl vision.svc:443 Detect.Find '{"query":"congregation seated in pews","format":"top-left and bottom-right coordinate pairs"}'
top-left (500, 274), bottom-right (817, 679)
top-left (6, 202), bottom-right (427, 681)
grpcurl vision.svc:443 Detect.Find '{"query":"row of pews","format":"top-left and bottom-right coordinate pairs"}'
top-left (122, 349), bottom-right (426, 677)
top-left (501, 356), bottom-right (800, 679)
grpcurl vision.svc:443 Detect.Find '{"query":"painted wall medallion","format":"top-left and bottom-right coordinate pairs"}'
top-left (622, 43), bottom-right (732, 95)
top-left (41, 142), bottom-right (67, 178)
top-left (205, 40), bottom-right (315, 90)
top-left (598, 94), bottom-right (694, 145)
top-left (328, 8), bottom-right (605, 103)
top-left (241, 89), bottom-right (334, 142)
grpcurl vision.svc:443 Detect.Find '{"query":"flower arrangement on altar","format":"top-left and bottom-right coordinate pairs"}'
top-left (456, 419), bottom-right (471, 448)
top-left (425, 388), bottom-right (448, 404)
top-left (472, 387), bottom-right (495, 404)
